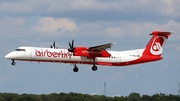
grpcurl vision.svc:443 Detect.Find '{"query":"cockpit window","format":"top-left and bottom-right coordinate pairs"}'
top-left (15, 49), bottom-right (26, 51)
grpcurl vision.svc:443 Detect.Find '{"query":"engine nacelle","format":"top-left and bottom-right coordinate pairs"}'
top-left (73, 47), bottom-right (111, 58)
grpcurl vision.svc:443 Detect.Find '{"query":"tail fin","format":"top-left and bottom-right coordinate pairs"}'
top-left (143, 31), bottom-right (172, 57)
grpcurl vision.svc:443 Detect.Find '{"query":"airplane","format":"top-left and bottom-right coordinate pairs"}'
top-left (5, 31), bottom-right (172, 72)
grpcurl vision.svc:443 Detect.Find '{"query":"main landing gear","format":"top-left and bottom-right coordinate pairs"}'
top-left (73, 64), bottom-right (79, 72)
top-left (72, 64), bottom-right (98, 72)
top-left (72, 59), bottom-right (98, 72)
top-left (92, 59), bottom-right (97, 71)
top-left (92, 65), bottom-right (97, 71)
top-left (11, 60), bottom-right (16, 66)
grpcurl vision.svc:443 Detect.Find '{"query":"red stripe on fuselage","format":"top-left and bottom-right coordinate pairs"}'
top-left (15, 55), bottom-right (162, 67)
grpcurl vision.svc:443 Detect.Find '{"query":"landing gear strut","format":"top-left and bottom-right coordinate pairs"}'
top-left (11, 60), bottom-right (16, 66)
top-left (73, 64), bottom-right (79, 72)
top-left (91, 59), bottom-right (98, 71)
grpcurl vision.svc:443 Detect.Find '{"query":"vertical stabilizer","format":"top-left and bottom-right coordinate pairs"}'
top-left (143, 31), bottom-right (172, 57)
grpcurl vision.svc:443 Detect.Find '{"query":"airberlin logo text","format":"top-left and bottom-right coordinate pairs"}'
top-left (150, 36), bottom-right (166, 55)
top-left (35, 49), bottom-right (72, 58)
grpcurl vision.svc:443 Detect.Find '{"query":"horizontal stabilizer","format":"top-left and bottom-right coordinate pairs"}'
top-left (149, 31), bottom-right (174, 36)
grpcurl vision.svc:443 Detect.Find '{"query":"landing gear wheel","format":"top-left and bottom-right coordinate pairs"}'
top-left (73, 67), bottom-right (79, 72)
top-left (11, 61), bottom-right (16, 66)
top-left (73, 64), bottom-right (79, 72)
top-left (92, 65), bottom-right (98, 71)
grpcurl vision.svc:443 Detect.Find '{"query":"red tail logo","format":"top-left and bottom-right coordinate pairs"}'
top-left (143, 31), bottom-right (172, 56)
top-left (150, 36), bottom-right (166, 55)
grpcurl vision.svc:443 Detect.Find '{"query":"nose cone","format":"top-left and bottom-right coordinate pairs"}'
top-left (5, 52), bottom-right (14, 59)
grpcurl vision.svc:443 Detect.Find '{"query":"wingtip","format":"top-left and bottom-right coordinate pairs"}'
top-left (169, 31), bottom-right (175, 34)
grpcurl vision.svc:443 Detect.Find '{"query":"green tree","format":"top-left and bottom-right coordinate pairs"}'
top-left (0, 93), bottom-right (19, 101)
top-left (0, 92), bottom-right (180, 101)
top-left (127, 92), bottom-right (141, 101)
top-left (12, 94), bottom-right (43, 101)
top-left (113, 96), bottom-right (126, 101)
top-left (142, 95), bottom-right (152, 101)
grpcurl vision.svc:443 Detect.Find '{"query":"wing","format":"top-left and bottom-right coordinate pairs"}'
top-left (88, 42), bottom-right (115, 51)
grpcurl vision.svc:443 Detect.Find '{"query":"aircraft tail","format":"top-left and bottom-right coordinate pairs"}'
top-left (143, 31), bottom-right (172, 57)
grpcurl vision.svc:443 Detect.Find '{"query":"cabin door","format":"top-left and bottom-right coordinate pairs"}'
top-left (116, 54), bottom-right (121, 63)
top-left (30, 48), bottom-right (35, 59)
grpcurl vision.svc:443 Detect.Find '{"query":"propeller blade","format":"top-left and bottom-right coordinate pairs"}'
top-left (72, 40), bottom-right (74, 48)
top-left (53, 41), bottom-right (55, 48)
top-left (68, 40), bottom-right (75, 52)
top-left (69, 42), bottom-right (72, 48)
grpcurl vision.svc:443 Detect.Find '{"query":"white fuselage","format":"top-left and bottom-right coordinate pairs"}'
top-left (4, 31), bottom-right (172, 72)
top-left (5, 46), bottom-right (145, 66)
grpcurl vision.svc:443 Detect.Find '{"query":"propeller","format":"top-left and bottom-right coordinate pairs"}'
top-left (50, 41), bottom-right (57, 49)
top-left (68, 40), bottom-right (75, 52)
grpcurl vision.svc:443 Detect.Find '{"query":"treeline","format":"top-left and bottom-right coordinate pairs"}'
top-left (0, 92), bottom-right (179, 101)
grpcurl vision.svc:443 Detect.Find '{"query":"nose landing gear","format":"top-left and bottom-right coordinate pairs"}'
top-left (11, 60), bottom-right (16, 65)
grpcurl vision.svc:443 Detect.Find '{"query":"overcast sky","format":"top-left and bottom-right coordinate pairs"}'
top-left (0, 0), bottom-right (180, 96)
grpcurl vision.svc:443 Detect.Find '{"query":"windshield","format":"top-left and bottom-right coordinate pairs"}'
top-left (15, 49), bottom-right (26, 51)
